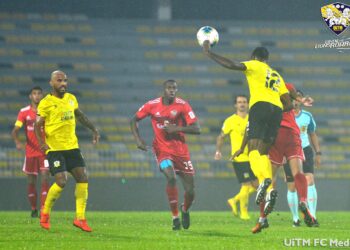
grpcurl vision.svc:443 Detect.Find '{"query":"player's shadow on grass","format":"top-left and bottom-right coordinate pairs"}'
top-left (186, 230), bottom-right (237, 238)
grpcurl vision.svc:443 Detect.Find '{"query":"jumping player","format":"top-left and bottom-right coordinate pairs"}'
top-left (203, 42), bottom-right (293, 233)
top-left (130, 80), bottom-right (200, 230)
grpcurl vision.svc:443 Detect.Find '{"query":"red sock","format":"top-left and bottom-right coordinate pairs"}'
top-left (166, 185), bottom-right (179, 217)
top-left (259, 201), bottom-right (266, 218)
top-left (183, 191), bottom-right (195, 212)
top-left (294, 173), bottom-right (308, 202)
top-left (40, 181), bottom-right (49, 209)
top-left (27, 184), bottom-right (37, 210)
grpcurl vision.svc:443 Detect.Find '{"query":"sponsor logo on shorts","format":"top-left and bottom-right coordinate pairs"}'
top-left (53, 161), bottom-right (61, 168)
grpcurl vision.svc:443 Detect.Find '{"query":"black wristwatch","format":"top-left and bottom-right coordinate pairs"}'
top-left (316, 152), bottom-right (322, 155)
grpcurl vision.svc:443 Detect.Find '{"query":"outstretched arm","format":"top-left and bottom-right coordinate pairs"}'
top-left (202, 40), bottom-right (246, 71)
top-left (280, 93), bottom-right (293, 112)
top-left (130, 115), bottom-right (147, 151)
top-left (74, 108), bottom-right (100, 145)
top-left (164, 121), bottom-right (201, 135)
top-left (289, 88), bottom-right (314, 107)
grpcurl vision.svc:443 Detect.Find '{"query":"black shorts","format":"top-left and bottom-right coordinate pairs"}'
top-left (283, 146), bottom-right (315, 182)
top-left (232, 161), bottom-right (257, 183)
top-left (247, 102), bottom-right (283, 144)
top-left (302, 146), bottom-right (314, 174)
top-left (46, 149), bottom-right (86, 176)
top-left (283, 163), bottom-right (294, 183)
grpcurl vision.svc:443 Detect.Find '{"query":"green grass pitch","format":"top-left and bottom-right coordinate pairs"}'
top-left (0, 211), bottom-right (349, 250)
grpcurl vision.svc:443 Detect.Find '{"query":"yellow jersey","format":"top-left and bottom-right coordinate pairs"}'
top-left (242, 60), bottom-right (289, 109)
top-left (37, 93), bottom-right (79, 152)
top-left (222, 114), bottom-right (249, 162)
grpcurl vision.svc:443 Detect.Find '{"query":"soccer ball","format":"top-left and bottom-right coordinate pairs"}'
top-left (196, 26), bottom-right (219, 47)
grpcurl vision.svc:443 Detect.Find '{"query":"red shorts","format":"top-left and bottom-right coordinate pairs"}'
top-left (153, 150), bottom-right (195, 176)
top-left (22, 155), bottom-right (49, 175)
top-left (269, 126), bottom-right (304, 166)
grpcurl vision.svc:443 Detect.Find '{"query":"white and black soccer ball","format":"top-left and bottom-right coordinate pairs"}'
top-left (196, 26), bottom-right (219, 47)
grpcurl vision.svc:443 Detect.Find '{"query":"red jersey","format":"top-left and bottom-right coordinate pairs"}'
top-left (135, 97), bottom-right (198, 157)
top-left (280, 83), bottom-right (300, 134)
top-left (15, 105), bottom-right (45, 157)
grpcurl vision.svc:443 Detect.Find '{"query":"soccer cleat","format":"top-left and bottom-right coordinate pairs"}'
top-left (263, 189), bottom-right (278, 216)
top-left (180, 204), bottom-right (190, 230)
top-left (73, 219), bottom-right (92, 232)
top-left (313, 219), bottom-right (320, 227)
top-left (31, 209), bottom-right (38, 218)
top-left (172, 217), bottom-right (181, 231)
top-left (240, 214), bottom-right (251, 220)
top-left (299, 201), bottom-right (315, 227)
top-left (251, 218), bottom-right (269, 234)
top-left (40, 212), bottom-right (50, 230)
top-left (255, 178), bottom-right (272, 205)
top-left (227, 198), bottom-right (238, 217)
top-left (293, 219), bottom-right (301, 227)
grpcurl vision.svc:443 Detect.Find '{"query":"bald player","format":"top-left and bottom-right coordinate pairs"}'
top-left (35, 70), bottom-right (100, 232)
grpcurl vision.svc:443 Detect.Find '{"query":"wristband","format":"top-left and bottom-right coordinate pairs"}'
top-left (316, 152), bottom-right (322, 155)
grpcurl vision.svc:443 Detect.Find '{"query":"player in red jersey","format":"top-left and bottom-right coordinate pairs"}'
top-left (258, 83), bottom-right (316, 232)
top-left (130, 80), bottom-right (201, 230)
top-left (11, 86), bottom-right (49, 217)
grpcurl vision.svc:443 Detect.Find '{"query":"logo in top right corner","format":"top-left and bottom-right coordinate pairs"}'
top-left (321, 2), bottom-right (350, 36)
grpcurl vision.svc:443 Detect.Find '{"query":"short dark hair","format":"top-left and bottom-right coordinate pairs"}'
top-left (30, 86), bottom-right (43, 94)
top-left (163, 79), bottom-right (176, 87)
top-left (251, 47), bottom-right (269, 61)
top-left (296, 89), bottom-right (304, 97)
top-left (234, 94), bottom-right (249, 103)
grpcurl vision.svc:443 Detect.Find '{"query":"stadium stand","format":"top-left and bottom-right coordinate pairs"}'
top-left (1, 13), bottom-right (349, 178)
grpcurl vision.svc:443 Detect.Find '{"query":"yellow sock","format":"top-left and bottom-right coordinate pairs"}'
top-left (42, 183), bottom-right (63, 214)
top-left (232, 191), bottom-right (241, 202)
top-left (248, 150), bottom-right (264, 183)
top-left (261, 155), bottom-right (273, 192)
top-left (75, 183), bottom-right (88, 220)
top-left (239, 185), bottom-right (250, 216)
top-left (248, 185), bottom-right (256, 195)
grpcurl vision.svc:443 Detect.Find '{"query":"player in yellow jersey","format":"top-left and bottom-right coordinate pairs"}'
top-left (203, 42), bottom-right (293, 233)
top-left (214, 95), bottom-right (258, 220)
top-left (34, 70), bottom-right (100, 232)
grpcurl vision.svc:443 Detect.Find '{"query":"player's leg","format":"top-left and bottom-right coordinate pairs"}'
top-left (303, 146), bottom-right (318, 223)
top-left (39, 170), bottom-right (50, 211)
top-left (283, 163), bottom-right (300, 226)
top-left (179, 173), bottom-right (194, 229)
top-left (40, 171), bottom-right (67, 230)
top-left (27, 174), bottom-right (38, 217)
top-left (161, 160), bottom-right (180, 230)
top-left (288, 158), bottom-right (315, 226)
top-left (38, 157), bottom-right (49, 211)
top-left (263, 163), bottom-right (278, 216)
top-left (235, 161), bottom-right (257, 220)
top-left (40, 151), bottom-right (67, 230)
top-left (22, 157), bottom-right (39, 217)
top-left (68, 149), bottom-right (92, 232)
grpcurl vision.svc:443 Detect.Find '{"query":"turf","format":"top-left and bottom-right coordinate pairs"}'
top-left (0, 211), bottom-right (349, 250)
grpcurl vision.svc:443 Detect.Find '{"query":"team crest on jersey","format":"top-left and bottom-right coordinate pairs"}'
top-left (321, 2), bottom-right (350, 36)
top-left (170, 110), bottom-right (178, 117)
top-left (69, 99), bottom-right (74, 106)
